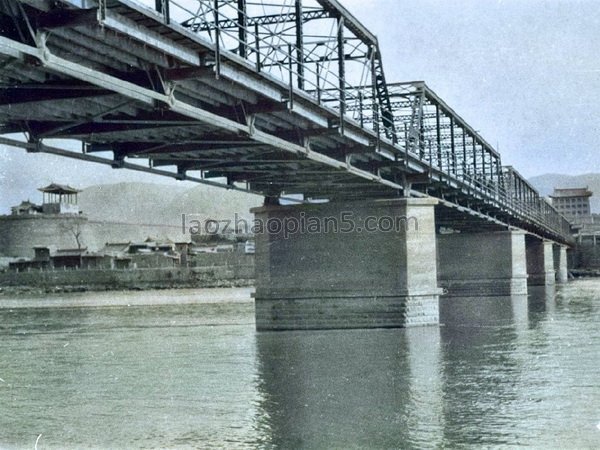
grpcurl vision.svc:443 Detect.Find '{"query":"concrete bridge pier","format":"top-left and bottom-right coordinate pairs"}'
top-left (525, 236), bottom-right (556, 286)
top-left (437, 230), bottom-right (528, 296)
top-left (252, 198), bottom-right (442, 330)
top-left (553, 244), bottom-right (569, 284)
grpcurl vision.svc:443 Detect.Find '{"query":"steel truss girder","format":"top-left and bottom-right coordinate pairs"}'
top-left (180, 0), bottom-right (396, 144)
top-left (0, 0), bottom-right (572, 244)
top-left (0, 33), bottom-right (401, 189)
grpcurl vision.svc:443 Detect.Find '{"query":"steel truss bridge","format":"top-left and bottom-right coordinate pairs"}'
top-left (0, 0), bottom-right (572, 244)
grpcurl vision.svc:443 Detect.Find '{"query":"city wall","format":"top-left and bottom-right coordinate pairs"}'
top-left (0, 257), bottom-right (254, 292)
top-left (0, 215), bottom-right (187, 258)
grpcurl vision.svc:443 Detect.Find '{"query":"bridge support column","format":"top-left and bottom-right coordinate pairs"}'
top-left (526, 236), bottom-right (556, 286)
top-left (437, 230), bottom-right (528, 296)
top-left (252, 198), bottom-right (442, 330)
top-left (553, 244), bottom-right (569, 284)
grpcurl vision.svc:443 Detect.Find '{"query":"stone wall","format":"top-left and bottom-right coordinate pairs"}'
top-left (189, 253), bottom-right (253, 267)
top-left (0, 262), bottom-right (254, 291)
top-left (0, 215), bottom-right (88, 258)
top-left (0, 214), bottom-right (188, 258)
top-left (574, 240), bottom-right (600, 269)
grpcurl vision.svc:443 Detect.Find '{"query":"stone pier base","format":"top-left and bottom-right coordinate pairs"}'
top-left (437, 230), bottom-right (528, 296)
top-left (553, 244), bottom-right (568, 284)
top-left (252, 198), bottom-right (442, 330)
top-left (526, 237), bottom-right (556, 286)
top-left (254, 294), bottom-right (440, 330)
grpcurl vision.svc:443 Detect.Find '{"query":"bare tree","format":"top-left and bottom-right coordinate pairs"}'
top-left (60, 220), bottom-right (83, 249)
top-left (59, 220), bottom-right (85, 267)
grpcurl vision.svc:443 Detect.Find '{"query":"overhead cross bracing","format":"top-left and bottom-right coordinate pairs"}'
top-left (0, 0), bottom-right (572, 244)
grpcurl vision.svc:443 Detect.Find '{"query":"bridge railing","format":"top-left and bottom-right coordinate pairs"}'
top-left (351, 80), bottom-right (571, 240)
top-left (502, 167), bottom-right (572, 238)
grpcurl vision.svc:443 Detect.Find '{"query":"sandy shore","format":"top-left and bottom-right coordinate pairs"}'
top-left (0, 286), bottom-right (255, 309)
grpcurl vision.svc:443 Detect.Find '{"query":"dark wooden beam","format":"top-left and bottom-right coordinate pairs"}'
top-left (87, 137), bottom-right (262, 155)
top-left (36, 8), bottom-right (99, 30)
top-left (26, 120), bottom-right (181, 137)
top-left (0, 82), bottom-right (111, 106)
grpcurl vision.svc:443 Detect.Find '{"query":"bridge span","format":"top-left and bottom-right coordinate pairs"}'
top-left (0, 0), bottom-right (573, 329)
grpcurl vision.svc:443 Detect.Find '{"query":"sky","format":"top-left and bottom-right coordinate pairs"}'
top-left (1, 0), bottom-right (599, 212)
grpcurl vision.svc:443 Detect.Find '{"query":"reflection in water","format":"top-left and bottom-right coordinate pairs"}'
top-left (440, 295), bottom-right (523, 447)
top-left (528, 285), bottom-right (556, 321)
top-left (1, 281), bottom-right (599, 448)
top-left (405, 327), bottom-right (444, 448)
top-left (438, 284), bottom-right (600, 448)
top-left (255, 327), bottom-right (443, 448)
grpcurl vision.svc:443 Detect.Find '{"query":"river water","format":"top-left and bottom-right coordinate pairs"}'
top-left (0, 281), bottom-right (599, 449)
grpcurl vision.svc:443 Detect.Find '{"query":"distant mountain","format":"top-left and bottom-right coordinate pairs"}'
top-left (76, 176), bottom-right (600, 220)
top-left (79, 182), bottom-right (262, 226)
top-left (25, 175), bottom-right (600, 225)
top-left (528, 173), bottom-right (600, 213)
top-left (171, 183), bottom-right (261, 222)
top-left (79, 182), bottom-right (187, 226)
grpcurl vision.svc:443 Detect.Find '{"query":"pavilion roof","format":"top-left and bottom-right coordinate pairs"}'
top-left (38, 183), bottom-right (81, 194)
top-left (550, 187), bottom-right (593, 198)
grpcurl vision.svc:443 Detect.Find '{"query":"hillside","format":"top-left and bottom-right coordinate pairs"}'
top-left (15, 174), bottom-right (600, 226)
top-left (72, 175), bottom-right (600, 221)
top-left (79, 182), bottom-right (262, 227)
top-left (79, 182), bottom-right (188, 226)
top-left (528, 173), bottom-right (600, 213)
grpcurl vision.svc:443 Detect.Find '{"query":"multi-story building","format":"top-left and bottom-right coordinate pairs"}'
top-left (550, 187), bottom-right (592, 223)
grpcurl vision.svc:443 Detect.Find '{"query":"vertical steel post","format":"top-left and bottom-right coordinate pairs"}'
top-left (496, 159), bottom-right (502, 186)
top-left (428, 139), bottom-right (433, 164)
top-left (337, 16), bottom-right (346, 134)
top-left (462, 128), bottom-right (467, 178)
top-left (295, 0), bottom-right (304, 90)
top-left (450, 117), bottom-right (456, 175)
top-left (316, 61), bottom-right (321, 104)
top-left (481, 147), bottom-right (486, 180)
top-left (516, 175), bottom-right (521, 211)
top-left (419, 111), bottom-right (425, 160)
top-left (160, 0), bottom-right (170, 24)
top-left (359, 91), bottom-right (364, 128)
top-left (435, 104), bottom-right (442, 168)
top-left (237, 0), bottom-right (247, 59)
top-left (402, 121), bottom-right (409, 166)
top-left (472, 137), bottom-right (477, 178)
top-left (288, 44), bottom-right (294, 110)
top-left (214, 0), bottom-right (221, 78)
top-left (370, 47), bottom-right (379, 138)
top-left (254, 22), bottom-right (261, 72)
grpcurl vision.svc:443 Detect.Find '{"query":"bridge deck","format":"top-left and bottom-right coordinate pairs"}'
top-left (0, 0), bottom-right (572, 244)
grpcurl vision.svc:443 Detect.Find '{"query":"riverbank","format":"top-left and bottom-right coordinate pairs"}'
top-left (0, 277), bottom-right (254, 297)
top-left (0, 264), bottom-right (255, 297)
top-left (0, 286), bottom-right (255, 309)
top-left (570, 269), bottom-right (600, 278)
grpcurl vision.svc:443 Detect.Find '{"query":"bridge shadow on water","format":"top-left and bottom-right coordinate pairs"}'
top-left (253, 286), bottom-right (559, 448)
